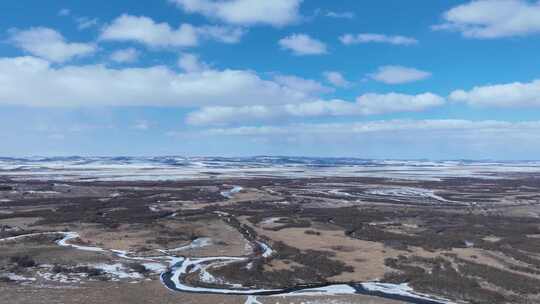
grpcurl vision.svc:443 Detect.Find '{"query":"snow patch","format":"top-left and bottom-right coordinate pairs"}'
top-left (4, 273), bottom-right (36, 282)
top-left (93, 263), bottom-right (143, 280)
top-left (221, 186), bottom-right (243, 198)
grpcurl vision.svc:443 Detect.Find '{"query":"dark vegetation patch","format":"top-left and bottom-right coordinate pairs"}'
top-left (52, 264), bottom-right (104, 277)
top-left (456, 258), bottom-right (540, 295)
top-left (266, 218), bottom-right (311, 231)
top-left (304, 230), bottom-right (321, 236)
top-left (127, 263), bottom-right (148, 275)
top-left (212, 241), bottom-right (353, 288)
top-left (384, 256), bottom-right (508, 304)
top-left (3, 176), bottom-right (540, 302)
top-left (0, 276), bottom-right (13, 283)
top-left (0, 185), bottom-right (13, 191)
top-left (10, 255), bottom-right (36, 268)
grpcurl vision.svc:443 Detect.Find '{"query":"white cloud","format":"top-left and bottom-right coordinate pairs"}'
top-left (369, 66), bottom-right (431, 84)
top-left (323, 71), bottom-right (351, 87)
top-left (99, 15), bottom-right (244, 48)
top-left (9, 27), bottom-right (96, 63)
top-left (450, 79), bottom-right (540, 107)
top-left (340, 33), bottom-right (418, 45)
top-left (110, 48), bottom-right (140, 63)
top-left (186, 105), bottom-right (276, 125)
top-left (186, 92), bottom-right (444, 125)
top-left (100, 15), bottom-right (198, 47)
top-left (433, 0), bottom-right (540, 39)
top-left (325, 11), bottom-right (355, 19)
top-left (170, 0), bottom-right (302, 26)
top-left (355, 93), bottom-right (444, 115)
top-left (201, 120), bottom-right (540, 137)
top-left (273, 75), bottom-right (333, 95)
top-left (279, 34), bottom-right (327, 55)
top-left (0, 56), bottom-right (315, 107)
top-left (177, 53), bottom-right (210, 72)
top-left (170, 119), bottom-right (540, 159)
top-left (76, 17), bottom-right (99, 30)
top-left (196, 25), bottom-right (245, 43)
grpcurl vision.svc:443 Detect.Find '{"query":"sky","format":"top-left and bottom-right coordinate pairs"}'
top-left (1, 0), bottom-right (540, 159)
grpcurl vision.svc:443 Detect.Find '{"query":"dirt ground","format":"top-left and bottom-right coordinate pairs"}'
top-left (0, 281), bottom-right (406, 304)
top-left (3, 175), bottom-right (540, 304)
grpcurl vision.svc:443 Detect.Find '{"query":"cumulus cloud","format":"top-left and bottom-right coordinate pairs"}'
top-left (356, 93), bottom-right (444, 115)
top-left (197, 25), bottom-right (245, 43)
top-left (340, 33), bottom-right (418, 45)
top-left (76, 17), bottom-right (99, 30)
top-left (9, 27), bottom-right (96, 63)
top-left (323, 71), bottom-right (351, 87)
top-left (369, 66), bottom-right (431, 84)
top-left (186, 92), bottom-right (444, 125)
top-left (201, 119), bottom-right (540, 137)
top-left (450, 79), bottom-right (540, 107)
top-left (325, 11), bottom-right (355, 19)
top-left (177, 53), bottom-right (210, 72)
top-left (0, 56), bottom-right (315, 107)
top-left (279, 34), bottom-right (327, 55)
top-left (168, 119), bottom-right (540, 159)
top-left (110, 48), bottom-right (140, 63)
top-left (99, 15), bottom-right (244, 48)
top-left (170, 0), bottom-right (302, 26)
top-left (186, 105), bottom-right (276, 125)
top-left (433, 0), bottom-right (540, 39)
top-left (273, 75), bottom-right (333, 95)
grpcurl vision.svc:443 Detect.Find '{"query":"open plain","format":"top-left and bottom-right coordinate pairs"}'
top-left (1, 157), bottom-right (540, 304)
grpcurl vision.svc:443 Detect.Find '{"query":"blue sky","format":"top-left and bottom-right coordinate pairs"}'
top-left (1, 0), bottom-right (540, 159)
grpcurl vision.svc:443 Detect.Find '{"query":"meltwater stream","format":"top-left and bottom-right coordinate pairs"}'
top-left (0, 231), bottom-right (455, 304)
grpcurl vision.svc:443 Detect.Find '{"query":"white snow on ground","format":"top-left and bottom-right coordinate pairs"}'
top-left (0, 231), bottom-right (453, 303)
top-left (260, 217), bottom-right (282, 225)
top-left (24, 191), bottom-right (59, 195)
top-left (4, 273), bottom-right (36, 282)
top-left (169, 256), bottom-right (282, 294)
top-left (142, 262), bottom-right (167, 273)
top-left (3, 157), bottom-right (540, 182)
top-left (257, 241), bottom-right (274, 258)
top-left (294, 300), bottom-right (359, 304)
top-left (164, 237), bottom-right (212, 252)
top-left (221, 186), bottom-right (243, 198)
top-left (0, 199), bottom-right (11, 203)
top-left (361, 283), bottom-right (455, 304)
top-left (214, 211), bottom-right (230, 217)
top-left (37, 271), bottom-right (82, 283)
top-left (245, 295), bottom-right (263, 304)
top-left (328, 189), bottom-right (353, 197)
top-left (196, 260), bottom-right (246, 287)
top-left (0, 231), bottom-right (60, 242)
top-left (92, 263), bottom-right (143, 280)
top-left (366, 187), bottom-right (453, 203)
top-left (199, 266), bottom-right (219, 284)
top-left (287, 284), bottom-right (357, 296)
top-left (56, 232), bottom-right (106, 252)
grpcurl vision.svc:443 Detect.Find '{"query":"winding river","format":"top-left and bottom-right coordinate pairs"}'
top-left (0, 230), bottom-right (455, 304)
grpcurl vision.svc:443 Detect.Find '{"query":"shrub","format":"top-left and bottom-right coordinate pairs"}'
top-left (0, 185), bottom-right (13, 191)
top-left (72, 266), bottom-right (103, 277)
top-left (10, 255), bottom-right (36, 268)
top-left (128, 263), bottom-right (148, 274)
